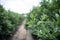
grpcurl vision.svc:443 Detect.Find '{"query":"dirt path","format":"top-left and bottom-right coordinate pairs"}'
top-left (10, 20), bottom-right (33, 40)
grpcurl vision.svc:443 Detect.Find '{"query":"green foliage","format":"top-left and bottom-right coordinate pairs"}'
top-left (26, 0), bottom-right (60, 40)
top-left (0, 5), bottom-right (25, 40)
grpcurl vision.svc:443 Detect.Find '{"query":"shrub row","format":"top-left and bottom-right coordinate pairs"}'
top-left (0, 5), bottom-right (25, 40)
top-left (25, 0), bottom-right (60, 40)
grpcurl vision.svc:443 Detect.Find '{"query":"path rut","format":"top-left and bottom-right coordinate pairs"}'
top-left (9, 20), bottom-right (33, 40)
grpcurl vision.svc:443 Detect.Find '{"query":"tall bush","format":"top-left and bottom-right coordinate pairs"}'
top-left (26, 0), bottom-right (60, 40)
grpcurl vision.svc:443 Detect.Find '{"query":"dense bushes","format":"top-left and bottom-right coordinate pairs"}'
top-left (25, 0), bottom-right (60, 40)
top-left (0, 5), bottom-right (25, 40)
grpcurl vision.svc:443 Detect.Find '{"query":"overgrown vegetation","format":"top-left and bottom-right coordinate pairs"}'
top-left (0, 5), bottom-right (25, 40)
top-left (0, 0), bottom-right (60, 40)
top-left (26, 0), bottom-right (60, 40)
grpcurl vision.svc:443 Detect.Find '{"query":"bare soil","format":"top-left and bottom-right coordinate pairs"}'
top-left (8, 20), bottom-right (33, 40)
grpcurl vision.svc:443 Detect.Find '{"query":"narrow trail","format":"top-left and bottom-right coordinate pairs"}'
top-left (9, 20), bottom-right (33, 40)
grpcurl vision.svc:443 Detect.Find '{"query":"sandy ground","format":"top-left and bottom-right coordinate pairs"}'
top-left (9, 20), bottom-right (33, 40)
